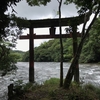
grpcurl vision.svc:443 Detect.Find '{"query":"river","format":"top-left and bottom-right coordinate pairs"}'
top-left (0, 62), bottom-right (100, 100)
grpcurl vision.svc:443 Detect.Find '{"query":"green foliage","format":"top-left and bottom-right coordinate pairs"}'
top-left (44, 78), bottom-right (60, 86)
top-left (22, 38), bottom-right (73, 62)
top-left (64, 0), bottom-right (100, 15)
top-left (80, 17), bottom-right (100, 63)
top-left (22, 51), bottom-right (29, 62)
top-left (26, 0), bottom-right (51, 6)
top-left (11, 78), bottom-right (100, 100)
top-left (26, 0), bottom-right (100, 16)
top-left (0, 45), bottom-right (24, 76)
top-left (0, 0), bottom-right (21, 37)
top-left (10, 52), bottom-right (21, 62)
top-left (0, 48), bottom-right (18, 75)
top-left (23, 82), bottom-right (35, 91)
top-left (52, 83), bottom-right (100, 100)
top-left (10, 14), bottom-right (30, 29)
top-left (11, 50), bottom-right (25, 61)
top-left (0, 0), bottom-right (26, 76)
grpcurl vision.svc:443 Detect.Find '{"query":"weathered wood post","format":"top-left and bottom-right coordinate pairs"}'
top-left (29, 27), bottom-right (34, 83)
top-left (8, 84), bottom-right (14, 100)
top-left (72, 26), bottom-right (79, 83)
top-left (49, 27), bottom-right (56, 35)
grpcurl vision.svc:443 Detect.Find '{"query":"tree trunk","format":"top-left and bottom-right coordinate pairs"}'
top-left (8, 84), bottom-right (14, 100)
top-left (58, 0), bottom-right (63, 87)
top-left (63, 36), bottom-right (85, 88)
top-left (63, 5), bottom-right (100, 89)
top-left (72, 26), bottom-right (79, 83)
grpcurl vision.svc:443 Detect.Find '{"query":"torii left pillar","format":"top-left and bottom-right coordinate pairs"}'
top-left (29, 27), bottom-right (34, 83)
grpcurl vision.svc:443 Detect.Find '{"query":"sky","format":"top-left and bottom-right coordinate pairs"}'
top-left (10, 0), bottom-right (79, 51)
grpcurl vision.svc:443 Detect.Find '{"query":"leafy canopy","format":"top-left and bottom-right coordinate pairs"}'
top-left (0, 0), bottom-right (21, 37)
top-left (26, 0), bottom-right (100, 15)
top-left (26, 0), bottom-right (51, 6)
top-left (64, 0), bottom-right (100, 14)
top-left (0, 0), bottom-right (22, 76)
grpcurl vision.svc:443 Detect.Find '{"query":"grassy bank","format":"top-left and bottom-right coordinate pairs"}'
top-left (12, 78), bottom-right (100, 100)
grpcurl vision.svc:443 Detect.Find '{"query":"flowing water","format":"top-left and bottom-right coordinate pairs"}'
top-left (0, 62), bottom-right (100, 100)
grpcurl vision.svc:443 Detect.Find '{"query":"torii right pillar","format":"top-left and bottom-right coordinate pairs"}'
top-left (72, 26), bottom-right (79, 83)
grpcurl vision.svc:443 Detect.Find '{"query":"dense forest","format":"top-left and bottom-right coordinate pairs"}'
top-left (11, 50), bottom-right (25, 61)
top-left (21, 18), bottom-right (100, 63)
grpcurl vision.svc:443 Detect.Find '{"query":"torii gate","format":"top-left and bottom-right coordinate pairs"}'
top-left (19, 15), bottom-right (85, 83)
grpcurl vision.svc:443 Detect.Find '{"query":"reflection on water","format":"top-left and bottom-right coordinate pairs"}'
top-left (0, 62), bottom-right (100, 100)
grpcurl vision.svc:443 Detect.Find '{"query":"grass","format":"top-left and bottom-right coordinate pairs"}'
top-left (12, 78), bottom-right (100, 100)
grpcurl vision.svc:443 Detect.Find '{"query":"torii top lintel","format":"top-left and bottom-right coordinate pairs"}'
top-left (20, 14), bottom-right (85, 28)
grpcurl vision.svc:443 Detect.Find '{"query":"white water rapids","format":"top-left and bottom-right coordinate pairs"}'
top-left (0, 62), bottom-right (100, 100)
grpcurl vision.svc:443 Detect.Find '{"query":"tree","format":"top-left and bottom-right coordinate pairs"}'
top-left (72, 26), bottom-right (79, 83)
top-left (80, 18), bottom-right (100, 63)
top-left (63, 0), bottom-right (100, 89)
top-left (57, 0), bottom-right (64, 87)
top-left (0, 0), bottom-right (22, 38)
top-left (0, 46), bottom-right (19, 76)
top-left (0, 0), bottom-right (22, 75)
